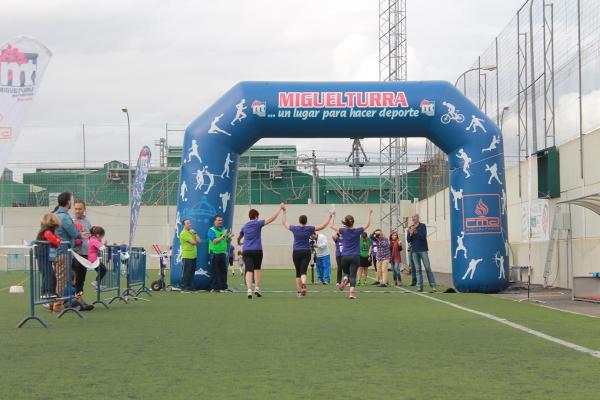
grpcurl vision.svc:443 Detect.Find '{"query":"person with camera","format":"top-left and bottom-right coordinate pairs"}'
top-left (372, 229), bottom-right (391, 287)
top-left (179, 219), bottom-right (200, 292)
top-left (407, 213), bottom-right (437, 292)
top-left (282, 205), bottom-right (332, 297)
top-left (313, 232), bottom-right (331, 285)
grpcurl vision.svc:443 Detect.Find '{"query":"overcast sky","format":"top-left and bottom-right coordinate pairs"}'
top-left (2, 0), bottom-right (526, 175)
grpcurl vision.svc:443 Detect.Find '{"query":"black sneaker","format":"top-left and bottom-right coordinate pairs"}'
top-left (378, 284), bottom-right (388, 288)
top-left (371, 281), bottom-right (380, 286)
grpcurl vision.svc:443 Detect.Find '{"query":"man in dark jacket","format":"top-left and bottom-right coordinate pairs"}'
top-left (407, 214), bottom-right (437, 292)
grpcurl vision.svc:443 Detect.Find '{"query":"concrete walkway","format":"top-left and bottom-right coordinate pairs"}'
top-left (432, 272), bottom-right (600, 318)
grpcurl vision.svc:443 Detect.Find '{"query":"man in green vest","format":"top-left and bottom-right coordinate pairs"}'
top-left (207, 215), bottom-right (232, 292)
top-left (179, 219), bottom-right (200, 292)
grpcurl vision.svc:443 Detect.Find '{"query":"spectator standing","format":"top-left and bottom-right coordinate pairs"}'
top-left (407, 214), bottom-right (437, 292)
top-left (390, 231), bottom-right (403, 286)
top-left (357, 232), bottom-right (371, 286)
top-left (370, 231), bottom-right (379, 284)
top-left (53, 192), bottom-right (83, 309)
top-left (72, 200), bottom-right (92, 293)
top-left (36, 213), bottom-right (61, 311)
top-left (373, 229), bottom-right (391, 287)
top-left (314, 233), bottom-right (331, 285)
top-left (88, 226), bottom-right (108, 290)
top-left (227, 242), bottom-right (236, 276)
top-left (179, 219), bottom-right (200, 292)
top-left (207, 215), bottom-right (232, 292)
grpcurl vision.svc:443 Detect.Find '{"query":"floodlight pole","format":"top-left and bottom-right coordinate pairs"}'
top-left (122, 108), bottom-right (131, 207)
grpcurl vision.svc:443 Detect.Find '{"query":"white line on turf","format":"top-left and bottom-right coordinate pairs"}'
top-left (393, 284), bottom-right (600, 359)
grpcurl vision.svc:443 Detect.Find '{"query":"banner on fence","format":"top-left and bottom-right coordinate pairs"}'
top-left (0, 36), bottom-right (52, 174)
top-left (129, 146), bottom-right (151, 247)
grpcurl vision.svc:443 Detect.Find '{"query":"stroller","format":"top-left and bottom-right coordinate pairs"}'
top-left (150, 244), bottom-right (169, 291)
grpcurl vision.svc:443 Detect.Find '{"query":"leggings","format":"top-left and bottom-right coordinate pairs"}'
top-left (292, 250), bottom-right (311, 278)
top-left (340, 255), bottom-right (360, 288)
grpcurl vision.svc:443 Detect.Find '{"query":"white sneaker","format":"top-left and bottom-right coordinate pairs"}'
top-left (247, 289), bottom-right (253, 299)
top-left (254, 287), bottom-right (262, 297)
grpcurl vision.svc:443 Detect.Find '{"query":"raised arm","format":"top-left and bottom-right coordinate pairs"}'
top-left (362, 209), bottom-right (373, 231)
top-left (264, 203), bottom-right (284, 225)
top-left (315, 212), bottom-right (333, 232)
top-left (329, 212), bottom-right (340, 234)
top-left (281, 207), bottom-right (290, 230)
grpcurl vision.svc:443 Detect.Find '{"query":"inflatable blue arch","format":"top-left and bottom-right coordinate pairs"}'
top-left (171, 81), bottom-right (509, 293)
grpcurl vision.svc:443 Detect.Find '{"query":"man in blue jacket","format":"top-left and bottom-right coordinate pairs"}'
top-left (52, 192), bottom-right (84, 307)
top-left (407, 213), bottom-right (437, 292)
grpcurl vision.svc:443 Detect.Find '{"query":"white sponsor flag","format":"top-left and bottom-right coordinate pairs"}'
top-left (0, 36), bottom-right (52, 173)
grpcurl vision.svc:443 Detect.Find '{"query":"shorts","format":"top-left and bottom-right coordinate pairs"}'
top-left (359, 256), bottom-right (370, 268)
top-left (243, 250), bottom-right (263, 272)
top-left (292, 250), bottom-right (311, 278)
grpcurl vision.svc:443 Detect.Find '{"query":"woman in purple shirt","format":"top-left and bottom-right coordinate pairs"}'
top-left (282, 206), bottom-right (332, 297)
top-left (332, 232), bottom-right (343, 286)
top-left (330, 209), bottom-right (372, 299)
top-left (237, 204), bottom-right (283, 299)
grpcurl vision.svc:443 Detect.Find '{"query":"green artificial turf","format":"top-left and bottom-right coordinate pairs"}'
top-left (1, 269), bottom-right (599, 400)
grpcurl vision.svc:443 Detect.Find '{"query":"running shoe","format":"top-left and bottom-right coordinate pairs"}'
top-left (417, 288), bottom-right (423, 292)
top-left (339, 277), bottom-right (349, 291)
top-left (247, 289), bottom-right (253, 299)
top-left (254, 287), bottom-right (262, 297)
top-left (300, 283), bottom-right (307, 296)
top-left (431, 287), bottom-right (438, 293)
top-left (297, 292), bottom-right (302, 298)
top-left (348, 290), bottom-right (356, 300)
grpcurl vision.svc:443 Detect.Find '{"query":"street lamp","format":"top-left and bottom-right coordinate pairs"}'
top-left (121, 108), bottom-right (131, 207)
top-left (454, 65), bottom-right (497, 89)
top-left (500, 106), bottom-right (510, 130)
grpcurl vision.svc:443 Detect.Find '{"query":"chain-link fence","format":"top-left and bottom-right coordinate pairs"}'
top-left (420, 0), bottom-right (600, 198)
top-left (1, 122), bottom-right (427, 208)
top-left (460, 0), bottom-right (600, 167)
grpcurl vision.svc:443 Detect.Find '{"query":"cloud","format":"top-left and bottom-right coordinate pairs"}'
top-left (1, 0), bottom-right (530, 177)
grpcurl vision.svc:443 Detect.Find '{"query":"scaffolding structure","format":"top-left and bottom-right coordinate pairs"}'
top-left (379, 0), bottom-right (408, 233)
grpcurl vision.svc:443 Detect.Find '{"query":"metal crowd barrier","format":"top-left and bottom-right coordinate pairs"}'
top-left (4, 252), bottom-right (27, 273)
top-left (122, 247), bottom-right (151, 298)
top-left (92, 245), bottom-right (128, 309)
top-left (17, 241), bottom-right (82, 329)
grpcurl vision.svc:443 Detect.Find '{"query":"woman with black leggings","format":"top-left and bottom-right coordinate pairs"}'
top-left (282, 205), bottom-right (332, 297)
top-left (330, 209), bottom-right (372, 300)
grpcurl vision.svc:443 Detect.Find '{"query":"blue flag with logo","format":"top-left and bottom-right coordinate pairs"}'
top-left (129, 146), bottom-right (151, 247)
